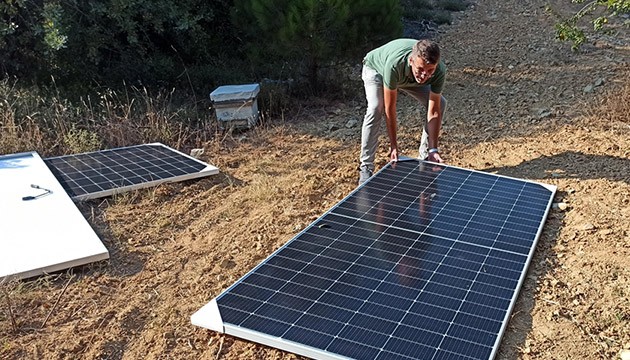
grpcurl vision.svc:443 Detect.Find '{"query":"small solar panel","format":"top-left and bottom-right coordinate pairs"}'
top-left (192, 160), bottom-right (556, 360)
top-left (44, 143), bottom-right (219, 200)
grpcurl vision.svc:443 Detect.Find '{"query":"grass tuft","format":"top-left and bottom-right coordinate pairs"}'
top-left (0, 79), bottom-right (219, 157)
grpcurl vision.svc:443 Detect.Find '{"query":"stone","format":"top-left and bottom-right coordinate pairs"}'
top-left (583, 84), bottom-right (594, 93)
top-left (190, 148), bottom-right (204, 159)
top-left (538, 110), bottom-right (553, 119)
top-left (552, 202), bottom-right (568, 211)
top-left (594, 78), bottom-right (604, 87)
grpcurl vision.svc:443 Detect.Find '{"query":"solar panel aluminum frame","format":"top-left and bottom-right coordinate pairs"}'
top-left (192, 159), bottom-right (557, 360)
top-left (45, 143), bottom-right (219, 201)
top-left (193, 298), bottom-right (352, 359)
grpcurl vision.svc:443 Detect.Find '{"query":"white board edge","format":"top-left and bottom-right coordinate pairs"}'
top-left (191, 298), bottom-right (224, 333)
top-left (0, 247), bottom-right (109, 282)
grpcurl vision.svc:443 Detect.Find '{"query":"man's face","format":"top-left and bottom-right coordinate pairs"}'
top-left (410, 56), bottom-right (437, 84)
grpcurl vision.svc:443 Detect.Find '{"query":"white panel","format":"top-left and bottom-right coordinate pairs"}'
top-left (0, 152), bottom-right (109, 281)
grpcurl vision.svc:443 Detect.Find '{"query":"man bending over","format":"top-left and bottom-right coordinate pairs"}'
top-left (358, 38), bottom-right (447, 185)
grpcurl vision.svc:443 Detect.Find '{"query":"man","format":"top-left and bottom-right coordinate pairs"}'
top-left (358, 38), bottom-right (447, 185)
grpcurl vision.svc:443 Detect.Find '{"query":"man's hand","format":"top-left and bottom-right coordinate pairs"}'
top-left (389, 147), bottom-right (399, 162)
top-left (427, 151), bottom-right (443, 163)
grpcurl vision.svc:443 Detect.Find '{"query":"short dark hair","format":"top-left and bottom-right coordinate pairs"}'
top-left (412, 39), bottom-right (440, 65)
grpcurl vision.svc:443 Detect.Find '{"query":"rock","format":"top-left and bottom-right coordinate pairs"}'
top-left (345, 119), bottom-right (359, 128)
top-left (531, 107), bottom-right (552, 119)
top-left (583, 84), bottom-right (594, 93)
top-left (190, 148), bottom-right (204, 159)
top-left (594, 78), bottom-right (604, 87)
top-left (552, 202), bottom-right (568, 211)
top-left (581, 223), bottom-right (596, 231)
top-left (328, 124), bottom-right (340, 132)
top-left (538, 110), bottom-right (553, 119)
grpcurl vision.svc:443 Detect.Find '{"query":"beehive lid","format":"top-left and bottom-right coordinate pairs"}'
top-left (210, 83), bottom-right (260, 102)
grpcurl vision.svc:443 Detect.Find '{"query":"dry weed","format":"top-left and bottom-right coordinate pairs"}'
top-left (0, 80), bottom-right (219, 156)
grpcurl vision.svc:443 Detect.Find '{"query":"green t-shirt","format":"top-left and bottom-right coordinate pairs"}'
top-left (364, 38), bottom-right (446, 94)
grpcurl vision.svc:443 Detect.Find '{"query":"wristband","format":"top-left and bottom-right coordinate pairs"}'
top-left (428, 148), bottom-right (439, 154)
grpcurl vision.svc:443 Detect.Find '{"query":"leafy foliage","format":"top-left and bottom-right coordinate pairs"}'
top-left (551, 0), bottom-right (630, 49)
top-left (0, 1), bottom-right (67, 78)
top-left (232, 0), bottom-right (402, 89)
top-left (1, 0), bottom-right (238, 89)
top-left (1, 0), bottom-right (406, 92)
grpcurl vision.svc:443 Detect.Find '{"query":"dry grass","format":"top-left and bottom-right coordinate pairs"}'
top-left (0, 79), bottom-right (218, 157)
top-left (593, 69), bottom-right (630, 127)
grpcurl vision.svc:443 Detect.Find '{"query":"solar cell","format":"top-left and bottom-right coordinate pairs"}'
top-left (192, 160), bottom-right (556, 360)
top-left (44, 143), bottom-right (219, 200)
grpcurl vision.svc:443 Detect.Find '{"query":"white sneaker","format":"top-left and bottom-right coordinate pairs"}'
top-left (358, 167), bottom-right (373, 185)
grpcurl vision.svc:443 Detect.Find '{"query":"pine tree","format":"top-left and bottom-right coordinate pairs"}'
top-left (233, 0), bottom-right (402, 89)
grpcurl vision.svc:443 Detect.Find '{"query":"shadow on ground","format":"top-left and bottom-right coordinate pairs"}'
top-left (482, 151), bottom-right (630, 185)
top-left (487, 150), bottom-right (630, 358)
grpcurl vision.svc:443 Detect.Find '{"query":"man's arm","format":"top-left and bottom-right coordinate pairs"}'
top-left (384, 87), bottom-right (399, 162)
top-left (426, 91), bottom-right (443, 163)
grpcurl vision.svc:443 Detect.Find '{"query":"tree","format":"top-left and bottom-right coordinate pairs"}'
top-left (232, 0), bottom-right (402, 89)
top-left (1, 0), bottom-right (239, 88)
top-left (0, 1), bottom-right (69, 80)
top-left (552, 0), bottom-right (630, 49)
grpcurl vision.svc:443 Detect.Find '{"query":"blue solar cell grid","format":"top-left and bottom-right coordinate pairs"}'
top-left (45, 143), bottom-right (210, 199)
top-left (210, 160), bottom-right (555, 360)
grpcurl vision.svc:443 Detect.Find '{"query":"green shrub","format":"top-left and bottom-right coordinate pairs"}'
top-left (1, 1), bottom-right (239, 89)
top-left (63, 125), bottom-right (102, 154)
top-left (232, 0), bottom-right (402, 90)
top-left (402, 0), bottom-right (434, 9)
top-left (402, 0), bottom-right (464, 24)
top-left (438, 0), bottom-right (469, 12)
top-left (549, 0), bottom-right (630, 50)
top-left (431, 9), bottom-right (453, 25)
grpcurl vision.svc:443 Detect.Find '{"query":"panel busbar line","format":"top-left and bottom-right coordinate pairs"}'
top-left (44, 143), bottom-right (219, 201)
top-left (192, 160), bottom-right (556, 360)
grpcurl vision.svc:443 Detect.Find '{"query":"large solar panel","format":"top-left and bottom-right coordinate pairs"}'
top-left (44, 143), bottom-right (219, 201)
top-left (192, 160), bottom-right (556, 360)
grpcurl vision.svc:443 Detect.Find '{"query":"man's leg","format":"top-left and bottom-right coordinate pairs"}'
top-left (359, 65), bottom-right (384, 182)
top-left (401, 86), bottom-right (447, 160)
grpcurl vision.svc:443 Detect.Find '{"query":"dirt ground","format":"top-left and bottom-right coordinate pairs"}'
top-left (2, 0), bottom-right (629, 359)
